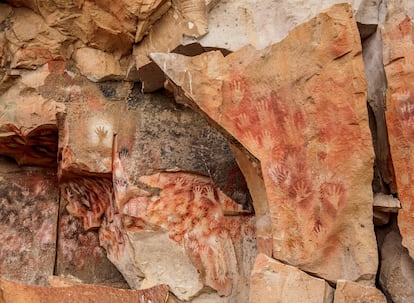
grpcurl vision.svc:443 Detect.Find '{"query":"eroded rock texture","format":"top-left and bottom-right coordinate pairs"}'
top-left (0, 157), bottom-right (58, 285)
top-left (0, 65), bottom-right (64, 167)
top-left (333, 280), bottom-right (387, 303)
top-left (56, 177), bottom-right (128, 288)
top-left (98, 136), bottom-right (256, 301)
top-left (151, 3), bottom-right (378, 283)
top-left (2, 0), bottom-right (414, 302)
top-left (0, 277), bottom-right (169, 303)
top-left (378, 227), bottom-right (414, 303)
top-left (383, 0), bottom-right (414, 258)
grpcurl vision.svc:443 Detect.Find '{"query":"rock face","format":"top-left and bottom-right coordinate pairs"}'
top-left (3, 0), bottom-right (414, 302)
top-left (0, 157), bottom-right (58, 285)
top-left (0, 65), bottom-right (64, 167)
top-left (0, 277), bottom-right (169, 303)
top-left (379, 229), bottom-right (414, 303)
top-left (151, 3), bottom-right (378, 283)
top-left (333, 280), bottom-right (387, 303)
top-left (383, 0), bottom-right (414, 258)
top-left (249, 253), bottom-right (334, 303)
top-left (99, 136), bottom-right (257, 300)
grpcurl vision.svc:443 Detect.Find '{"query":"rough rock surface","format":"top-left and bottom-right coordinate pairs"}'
top-left (151, 3), bottom-right (378, 283)
top-left (2, 0), bottom-right (414, 302)
top-left (99, 138), bottom-right (257, 301)
top-left (378, 229), bottom-right (414, 303)
top-left (0, 65), bottom-right (64, 167)
top-left (0, 277), bottom-right (169, 303)
top-left (333, 280), bottom-right (387, 303)
top-left (56, 177), bottom-right (128, 288)
top-left (383, 0), bottom-right (414, 258)
top-left (0, 157), bottom-right (58, 285)
top-left (249, 253), bottom-right (334, 303)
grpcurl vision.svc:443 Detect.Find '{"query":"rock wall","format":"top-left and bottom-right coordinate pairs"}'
top-left (1, 0), bottom-right (414, 302)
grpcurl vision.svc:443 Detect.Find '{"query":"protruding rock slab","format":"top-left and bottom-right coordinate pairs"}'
top-left (151, 3), bottom-right (377, 282)
top-left (0, 277), bottom-right (169, 303)
top-left (333, 280), bottom-right (387, 303)
top-left (379, 229), bottom-right (414, 303)
top-left (0, 66), bottom-right (64, 167)
top-left (99, 139), bottom-right (257, 301)
top-left (249, 253), bottom-right (334, 303)
top-left (383, 0), bottom-right (414, 258)
top-left (0, 157), bottom-right (58, 285)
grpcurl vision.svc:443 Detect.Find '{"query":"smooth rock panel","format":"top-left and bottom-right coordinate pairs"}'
top-left (383, 0), bottom-right (414, 258)
top-left (249, 253), bottom-right (334, 303)
top-left (333, 280), bottom-right (387, 303)
top-left (151, 3), bottom-right (378, 282)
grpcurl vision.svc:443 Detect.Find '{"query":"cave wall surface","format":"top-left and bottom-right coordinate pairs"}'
top-left (0, 0), bottom-right (413, 302)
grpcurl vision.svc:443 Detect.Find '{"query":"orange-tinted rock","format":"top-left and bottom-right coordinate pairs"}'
top-left (0, 157), bottom-right (58, 285)
top-left (250, 253), bottom-right (334, 303)
top-left (333, 280), bottom-right (386, 303)
top-left (382, 0), bottom-right (414, 258)
top-left (232, 145), bottom-right (273, 256)
top-left (2, 7), bottom-right (69, 69)
top-left (151, 3), bottom-right (377, 282)
top-left (98, 135), bottom-right (256, 300)
top-left (56, 177), bottom-right (128, 288)
top-left (0, 277), bottom-right (169, 303)
top-left (0, 66), bottom-right (65, 167)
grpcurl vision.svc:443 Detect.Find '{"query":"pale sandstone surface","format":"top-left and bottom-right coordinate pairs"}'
top-left (249, 253), bottom-right (334, 303)
top-left (383, 0), bottom-right (414, 258)
top-left (333, 280), bottom-right (387, 303)
top-left (151, 3), bottom-right (378, 283)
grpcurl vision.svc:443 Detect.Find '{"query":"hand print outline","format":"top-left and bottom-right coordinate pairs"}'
top-left (230, 80), bottom-right (244, 105)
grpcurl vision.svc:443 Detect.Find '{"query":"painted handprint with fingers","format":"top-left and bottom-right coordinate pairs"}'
top-left (230, 80), bottom-right (244, 105)
top-left (95, 126), bottom-right (108, 143)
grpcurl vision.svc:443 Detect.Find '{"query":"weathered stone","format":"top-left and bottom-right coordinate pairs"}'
top-left (151, 3), bottom-right (378, 283)
top-left (232, 144), bottom-right (272, 256)
top-left (135, 0), bottom-right (382, 92)
top-left (333, 280), bottom-right (387, 303)
top-left (0, 277), bottom-right (169, 303)
top-left (3, 7), bottom-right (70, 69)
top-left (54, 65), bottom-right (133, 176)
top-left (56, 177), bottom-right (128, 288)
top-left (374, 193), bottom-right (401, 211)
top-left (382, 0), bottom-right (414, 257)
top-left (0, 157), bottom-right (58, 285)
top-left (373, 193), bottom-right (401, 226)
top-left (0, 65), bottom-right (65, 167)
top-left (250, 253), bottom-right (334, 303)
top-left (73, 48), bottom-right (125, 82)
top-left (99, 137), bottom-right (256, 301)
top-left (362, 26), bottom-right (395, 194)
top-left (379, 229), bottom-right (414, 303)
top-left (120, 88), bottom-right (250, 206)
